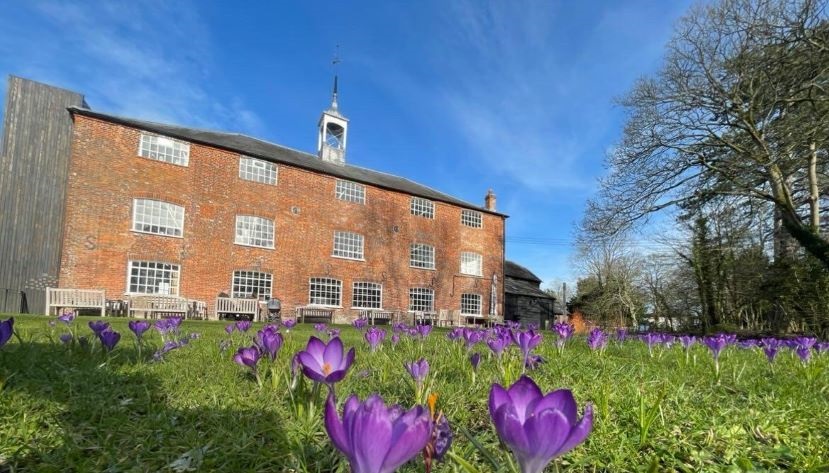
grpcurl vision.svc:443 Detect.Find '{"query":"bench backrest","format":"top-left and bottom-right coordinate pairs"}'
top-left (47, 288), bottom-right (105, 306)
top-left (130, 296), bottom-right (188, 311)
top-left (216, 297), bottom-right (258, 314)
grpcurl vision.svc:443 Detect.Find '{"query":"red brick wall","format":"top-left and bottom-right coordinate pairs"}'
top-left (59, 115), bottom-right (506, 321)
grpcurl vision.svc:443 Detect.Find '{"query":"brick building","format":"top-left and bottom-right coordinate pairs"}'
top-left (0, 76), bottom-right (507, 320)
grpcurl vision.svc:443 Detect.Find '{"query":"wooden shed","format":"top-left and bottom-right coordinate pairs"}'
top-left (503, 260), bottom-right (555, 328)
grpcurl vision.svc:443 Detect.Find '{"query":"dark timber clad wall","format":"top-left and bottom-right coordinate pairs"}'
top-left (0, 76), bottom-right (86, 313)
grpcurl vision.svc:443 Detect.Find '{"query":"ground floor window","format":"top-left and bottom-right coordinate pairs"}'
top-left (352, 282), bottom-right (382, 309)
top-left (461, 293), bottom-right (482, 315)
top-left (127, 261), bottom-right (180, 295)
top-left (231, 271), bottom-right (272, 300)
top-left (409, 287), bottom-right (434, 312)
top-left (309, 277), bottom-right (342, 306)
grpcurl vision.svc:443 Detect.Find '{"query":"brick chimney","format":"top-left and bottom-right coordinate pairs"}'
top-left (484, 188), bottom-right (496, 211)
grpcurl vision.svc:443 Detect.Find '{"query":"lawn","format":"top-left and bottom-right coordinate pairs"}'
top-left (1, 314), bottom-right (827, 472)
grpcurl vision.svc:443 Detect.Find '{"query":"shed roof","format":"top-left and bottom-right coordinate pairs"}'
top-left (68, 107), bottom-right (508, 217)
top-left (504, 277), bottom-right (555, 300)
top-left (504, 260), bottom-right (542, 283)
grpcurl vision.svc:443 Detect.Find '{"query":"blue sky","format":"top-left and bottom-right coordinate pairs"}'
top-left (0, 0), bottom-right (695, 290)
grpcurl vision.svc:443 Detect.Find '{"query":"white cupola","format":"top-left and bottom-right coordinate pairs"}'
top-left (317, 76), bottom-right (348, 165)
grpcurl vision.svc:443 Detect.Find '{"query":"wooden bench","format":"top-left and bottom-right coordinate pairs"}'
top-left (46, 288), bottom-right (105, 317)
top-left (215, 297), bottom-right (259, 321)
top-left (358, 309), bottom-right (395, 325)
top-left (129, 296), bottom-right (189, 319)
top-left (296, 306), bottom-right (334, 324)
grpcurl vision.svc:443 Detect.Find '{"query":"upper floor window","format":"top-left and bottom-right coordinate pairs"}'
top-left (410, 197), bottom-right (435, 219)
top-left (231, 270), bottom-right (272, 300)
top-left (461, 209), bottom-right (483, 228)
top-left (461, 293), bottom-right (482, 315)
top-left (127, 260), bottom-right (180, 295)
top-left (352, 282), bottom-right (382, 309)
top-left (132, 199), bottom-right (184, 237)
top-left (460, 252), bottom-right (483, 277)
top-left (235, 215), bottom-right (275, 249)
top-left (335, 179), bottom-right (365, 204)
top-left (409, 288), bottom-right (435, 312)
top-left (410, 243), bottom-right (436, 269)
top-left (309, 277), bottom-right (342, 306)
top-left (333, 231), bottom-right (364, 260)
top-left (239, 156), bottom-right (277, 185)
top-left (138, 133), bottom-right (189, 166)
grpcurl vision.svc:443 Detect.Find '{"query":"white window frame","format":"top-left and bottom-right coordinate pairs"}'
top-left (335, 179), bottom-right (366, 204)
top-left (309, 277), bottom-right (342, 307)
top-left (409, 287), bottom-right (435, 312)
top-left (410, 243), bottom-right (436, 270)
top-left (234, 215), bottom-right (275, 249)
top-left (352, 282), bottom-right (382, 309)
top-left (132, 199), bottom-right (184, 238)
top-left (410, 197), bottom-right (435, 219)
top-left (461, 293), bottom-right (482, 315)
top-left (239, 156), bottom-right (278, 185)
top-left (461, 209), bottom-right (483, 228)
top-left (138, 133), bottom-right (190, 166)
top-left (460, 252), bottom-right (483, 277)
top-left (332, 231), bottom-right (365, 260)
top-left (231, 270), bottom-right (273, 300)
top-left (126, 260), bottom-right (180, 295)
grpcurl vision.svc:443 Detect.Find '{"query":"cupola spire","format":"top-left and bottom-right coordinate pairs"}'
top-left (318, 47), bottom-right (348, 165)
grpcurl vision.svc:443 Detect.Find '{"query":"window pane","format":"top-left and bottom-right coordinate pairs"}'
top-left (352, 282), bottom-right (382, 309)
top-left (410, 197), bottom-right (434, 219)
top-left (127, 261), bottom-right (180, 295)
top-left (408, 288), bottom-right (434, 312)
top-left (309, 277), bottom-right (342, 306)
top-left (239, 156), bottom-right (278, 185)
top-left (138, 133), bottom-right (190, 166)
top-left (460, 252), bottom-right (483, 276)
top-left (461, 209), bottom-right (483, 228)
top-left (333, 231), bottom-right (364, 259)
top-left (231, 270), bottom-right (273, 300)
top-left (132, 199), bottom-right (184, 237)
top-left (461, 293), bottom-right (482, 315)
top-left (335, 180), bottom-right (365, 204)
top-left (410, 243), bottom-right (435, 269)
top-left (235, 215), bottom-right (275, 248)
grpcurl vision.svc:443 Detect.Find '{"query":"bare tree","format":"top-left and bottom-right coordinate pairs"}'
top-left (586, 0), bottom-right (829, 267)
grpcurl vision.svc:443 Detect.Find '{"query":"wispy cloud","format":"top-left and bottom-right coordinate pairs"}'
top-left (0, 0), bottom-right (262, 134)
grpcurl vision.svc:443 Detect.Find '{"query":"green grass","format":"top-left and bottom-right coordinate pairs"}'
top-left (1, 315), bottom-right (827, 472)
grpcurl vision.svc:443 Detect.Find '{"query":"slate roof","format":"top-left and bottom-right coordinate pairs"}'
top-left (504, 260), bottom-right (542, 283)
top-left (504, 260), bottom-right (553, 299)
top-left (68, 107), bottom-right (507, 217)
top-left (504, 277), bottom-right (555, 299)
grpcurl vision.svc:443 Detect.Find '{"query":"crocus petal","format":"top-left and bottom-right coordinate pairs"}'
top-left (522, 409), bottom-right (571, 471)
top-left (324, 336), bottom-right (345, 368)
top-left (557, 403), bottom-right (594, 455)
top-left (506, 376), bottom-right (543, 421)
top-left (349, 396), bottom-right (393, 473)
top-left (533, 389), bottom-right (578, 425)
top-left (489, 383), bottom-right (511, 419)
top-left (325, 394), bottom-right (350, 455)
top-left (493, 405), bottom-right (531, 454)
top-left (305, 336), bottom-right (327, 362)
top-left (381, 406), bottom-right (432, 471)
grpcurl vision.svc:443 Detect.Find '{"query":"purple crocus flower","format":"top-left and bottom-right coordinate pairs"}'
top-left (128, 320), bottom-right (152, 340)
top-left (703, 334), bottom-right (731, 360)
top-left (225, 324), bottom-right (236, 335)
top-left (428, 413), bottom-right (453, 463)
top-left (391, 334), bottom-right (400, 345)
top-left (324, 393), bottom-right (433, 473)
top-left (233, 346), bottom-right (261, 370)
top-left (525, 354), bottom-right (545, 370)
top-left (642, 333), bottom-right (661, 355)
top-left (489, 376), bottom-right (593, 473)
top-left (738, 339), bottom-right (759, 349)
top-left (587, 328), bottom-right (608, 351)
top-left (761, 338), bottom-right (782, 363)
top-left (254, 327), bottom-right (284, 361)
top-left (364, 327), bottom-right (386, 351)
top-left (796, 346), bottom-right (812, 363)
top-left (314, 323), bottom-right (328, 332)
top-left (447, 327), bottom-right (464, 341)
top-left (679, 335), bottom-right (696, 349)
top-left (0, 317), bottom-right (13, 349)
top-left (352, 318), bottom-right (368, 330)
top-left (487, 335), bottom-right (509, 358)
top-left (98, 329), bottom-right (121, 351)
top-left (405, 358), bottom-right (430, 385)
top-left (283, 319), bottom-right (296, 331)
top-left (59, 333), bottom-right (72, 344)
top-left (463, 329), bottom-right (485, 349)
top-left (417, 324), bottom-right (433, 338)
top-left (816, 342), bottom-right (829, 353)
top-left (88, 320), bottom-right (110, 336)
top-left (616, 328), bottom-right (628, 342)
top-left (57, 310), bottom-right (76, 324)
top-left (235, 320), bottom-right (252, 333)
top-left (469, 352), bottom-right (482, 371)
top-left (511, 329), bottom-right (542, 363)
top-left (297, 336), bottom-right (355, 384)
top-left (553, 322), bottom-right (575, 341)
top-left (328, 329), bottom-right (341, 339)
